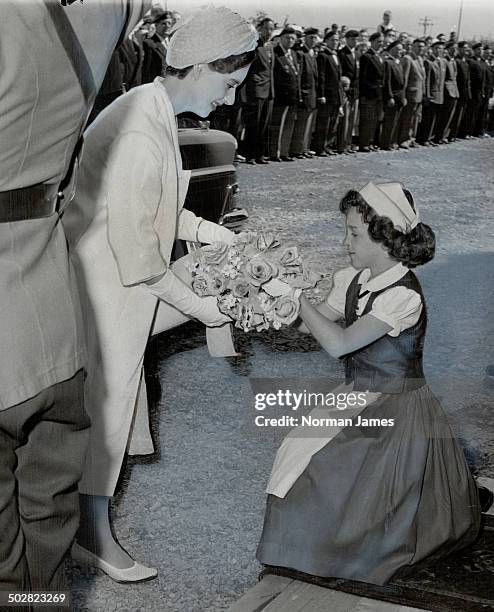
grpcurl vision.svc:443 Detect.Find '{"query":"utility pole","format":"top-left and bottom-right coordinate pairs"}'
top-left (457, 0), bottom-right (464, 39)
top-left (419, 16), bottom-right (434, 37)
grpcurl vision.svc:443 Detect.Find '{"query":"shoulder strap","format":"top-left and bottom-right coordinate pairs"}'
top-left (44, 0), bottom-right (96, 106)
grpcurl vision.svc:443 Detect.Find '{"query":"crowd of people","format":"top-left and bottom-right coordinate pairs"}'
top-left (102, 8), bottom-right (494, 162)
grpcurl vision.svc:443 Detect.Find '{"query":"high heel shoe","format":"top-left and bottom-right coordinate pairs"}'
top-left (72, 542), bottom-right (158, 583)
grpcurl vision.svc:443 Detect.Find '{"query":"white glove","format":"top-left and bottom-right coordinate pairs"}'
top-left (144, 269), bottom-right (231, 327)
top-left (196, 219), bottom-right (235, 245)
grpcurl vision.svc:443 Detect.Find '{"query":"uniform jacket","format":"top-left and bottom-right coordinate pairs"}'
top-left (443, 57), bottom-right (459, 98)
top-left (273, 43), bottom-right (301, 106)
top-left (142, 34), bottom-right (168, 83)
top-left (401, 52), bottom-right (425, 103)
top-left (241, 44), bottom-right (275, 102)
top-left (455, 57), bottom-right (471, 100)
top-left (297, 45), bottom-right (318, 110)
top-left (359, 48), bottom-right (384, 100)
top-left (0, 0), bottom-right (145, 410)
top-left (468, 57), bottom-right (490, 100)
top-left (384, 58), bottom-right (406, 105)
top-left (424, 57), bottom-right (447, 104)
top-left (338, 45), bottom-right (358, 98)
top-left (317, 48), bottom-right (343, 106)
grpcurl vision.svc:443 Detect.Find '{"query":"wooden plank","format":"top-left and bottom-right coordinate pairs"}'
top-left (227, 575), bottom-right (294, 612)
top-left (260, 580), bottom-right (366, 612)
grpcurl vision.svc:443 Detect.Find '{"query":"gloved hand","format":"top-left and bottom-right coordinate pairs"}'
top-left (196, 219), bottom-right (235, 245)
top-left (144, 269), bottom-right (231, 327)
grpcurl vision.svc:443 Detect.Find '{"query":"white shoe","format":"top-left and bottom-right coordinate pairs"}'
top-left (72, 542), bottom-right (158, 583)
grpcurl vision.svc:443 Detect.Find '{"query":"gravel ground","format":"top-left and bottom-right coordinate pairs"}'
top-left (70, 138), bottom-right (494, 611)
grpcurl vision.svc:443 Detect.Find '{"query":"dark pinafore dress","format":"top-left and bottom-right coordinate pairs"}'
top-left (256, 269), bottom-right (481, 585)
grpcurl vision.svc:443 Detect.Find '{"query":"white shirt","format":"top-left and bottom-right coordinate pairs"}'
top-left (326, 263), bottom-right (423, 337)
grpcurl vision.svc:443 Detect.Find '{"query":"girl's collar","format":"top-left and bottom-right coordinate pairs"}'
top-left (358, 263), bottom-right (408, 294)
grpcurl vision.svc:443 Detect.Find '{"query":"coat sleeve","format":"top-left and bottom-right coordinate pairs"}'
top-left (106, 131), bottom-right (168, 286)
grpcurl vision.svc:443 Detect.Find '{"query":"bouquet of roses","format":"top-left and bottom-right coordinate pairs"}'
top-left (186, 232), bottom-right (328, 332)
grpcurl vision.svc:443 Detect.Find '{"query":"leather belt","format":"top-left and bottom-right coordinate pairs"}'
top-left (0, 184), bottom-right (61, 223)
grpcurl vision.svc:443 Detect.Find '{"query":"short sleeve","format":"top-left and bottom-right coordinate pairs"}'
top-left (370, 287), bottom-right (423, 337)
top-left (326, 267), bottom-right (360, 316)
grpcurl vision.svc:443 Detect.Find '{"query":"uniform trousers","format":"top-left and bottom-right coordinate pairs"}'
top-left (241, 98), bottom-right (273, 160)
top-left (416, 101), bottom-right (441, 143)
top-left (380, 103), bottom-right (402, 149)
top-left (358, 97), bottom-right (383, 148)
top-left (312, 103), bottom-right (340, 154)
top-left (268, 104), bottom-right (298, 158)
top-left (0, 370), bottom-right (88, 602)
top-left (290, 107), bottom-right (316, 156)
top-left (450, 99), bottom-right (467, 139)
top-left (398, 101), bottom-right (421, 145)
top-left (434, 95), bottom-right (458, 142)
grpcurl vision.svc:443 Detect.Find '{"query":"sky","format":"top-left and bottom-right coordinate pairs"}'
top-left (154, 0), bottom-right (494, 40)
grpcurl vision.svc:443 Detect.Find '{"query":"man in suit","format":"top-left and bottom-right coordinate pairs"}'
top-left (268, 27), bottom-right (301, 161)
top-left (398, 38), bottom-right (426, 148)
top-left (358, 31), bottom-right (385, 151)
top-left (434, 41), bottom-right (459, 143)
top-left (312, 31), bottom-right (343, 156)
top-left (467, 43), bottom-right (490, 137)
top-left (290, 27), bottom-right (319, 158)
top-left (381, 41), bottom-right (406, 150)
top-left (338, 29), bottom-right (359, 153)
top-left (241, 18), bottom-right (275, 164)
top-left (416, 41), bottom-right (447, 145)
top-left (453, 41), bottom-right (472, 139)
top-left (142, 10), bottom-right (173, 83)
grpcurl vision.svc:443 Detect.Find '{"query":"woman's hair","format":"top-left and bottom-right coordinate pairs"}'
top-left (339, 189), bottom-right (436, 268)
top-left (165, 49), bottom-right (256, 79)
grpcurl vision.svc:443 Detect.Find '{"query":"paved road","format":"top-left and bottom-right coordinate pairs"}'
top-left (70, 139), bottom-right (494, 611)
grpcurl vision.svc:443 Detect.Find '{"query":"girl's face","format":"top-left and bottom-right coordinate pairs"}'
top-left (343, 207), bottom-right (388, 270)
top-left (185, 65), bottom-right (250, 117)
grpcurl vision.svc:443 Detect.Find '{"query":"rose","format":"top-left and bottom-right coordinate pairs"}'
top-left (270, 295), bottom-right (300, 328)
top-left (231, 278), bottom-right (250, 298)
top-left (207, 273), bottom-right (228, 296)
top-left (244, 256), bottom-right (278, 287)
top-left (192, 275), bottom-right (210, 297)
top-left (198, 242), bottom-right (229, 267)
top-left (275, 246), bottom-right (300, 267)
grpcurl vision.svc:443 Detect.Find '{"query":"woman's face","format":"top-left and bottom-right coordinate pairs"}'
top-left (186, 65), bottom-right (250, 118)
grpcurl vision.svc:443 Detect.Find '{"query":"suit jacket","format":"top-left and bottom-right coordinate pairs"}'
top-left (338, 45), bottom-right (358, 97)
top-left (443, 57), bottom-right (459, 98)
top-left (273, 44), bottom-right (301, 106)
top-left (142, 34), bottom-right (168, 84)
top-left (401, 53), bottom-right (425, 103)
top-left (359, 48), bottom-right (384, 100)
top-left (241, 44), bottom-right (275, 102)
top-left (455, 57), bottom-right (471, 100)
top-left (119, 37), bottom-right (144, 90)
top-left (424, 57), bottom-right (447, 105)
top-left (317, 48), bottom-right (343, 106)
top-left (468, 58), bottom-right (490, 99)
top-left (384, 58), bottom-right (405, 105)
top-left (297, 46), bottom-right (318, 110)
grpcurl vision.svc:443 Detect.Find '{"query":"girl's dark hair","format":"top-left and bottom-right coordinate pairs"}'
top-left (165, 49), bottom-right (256, 79)
top-left (339, 189), bottom-right (436, 268)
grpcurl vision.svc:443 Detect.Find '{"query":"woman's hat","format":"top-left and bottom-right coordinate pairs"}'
top-left (166, 7), bottom-right (258, 69)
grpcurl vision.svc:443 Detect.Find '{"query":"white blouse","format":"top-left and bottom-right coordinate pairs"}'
top-left (326, 263), bottom-right (423, 337)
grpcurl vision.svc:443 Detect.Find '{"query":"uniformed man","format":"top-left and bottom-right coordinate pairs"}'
top-left (0, 0), bottom-right (146, 596)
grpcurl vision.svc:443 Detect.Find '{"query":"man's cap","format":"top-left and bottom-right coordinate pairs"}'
top-left (345, 29), bottom-right (359, 38)
top-left (369, 32), bottom-right (383, 42)
top-left (305, 27), bottom-right (320, 36)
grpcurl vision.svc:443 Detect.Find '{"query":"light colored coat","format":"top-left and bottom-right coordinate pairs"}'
top-left (64, 80), bottom-right (224, 496)
top-left (401, 53), bottom-right (426, 104)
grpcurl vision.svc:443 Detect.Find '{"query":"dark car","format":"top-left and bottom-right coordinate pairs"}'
top-left (178, 119), bottom-right (247, 231)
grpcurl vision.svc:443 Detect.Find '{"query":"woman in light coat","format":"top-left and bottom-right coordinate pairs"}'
top-left (64, 7), bottom-right (258, 582)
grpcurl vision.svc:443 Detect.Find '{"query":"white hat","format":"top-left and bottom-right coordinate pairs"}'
top-left (358, 182), bottom-right (419, 233)
top-left (166, 6), bottom-right (258, 69)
